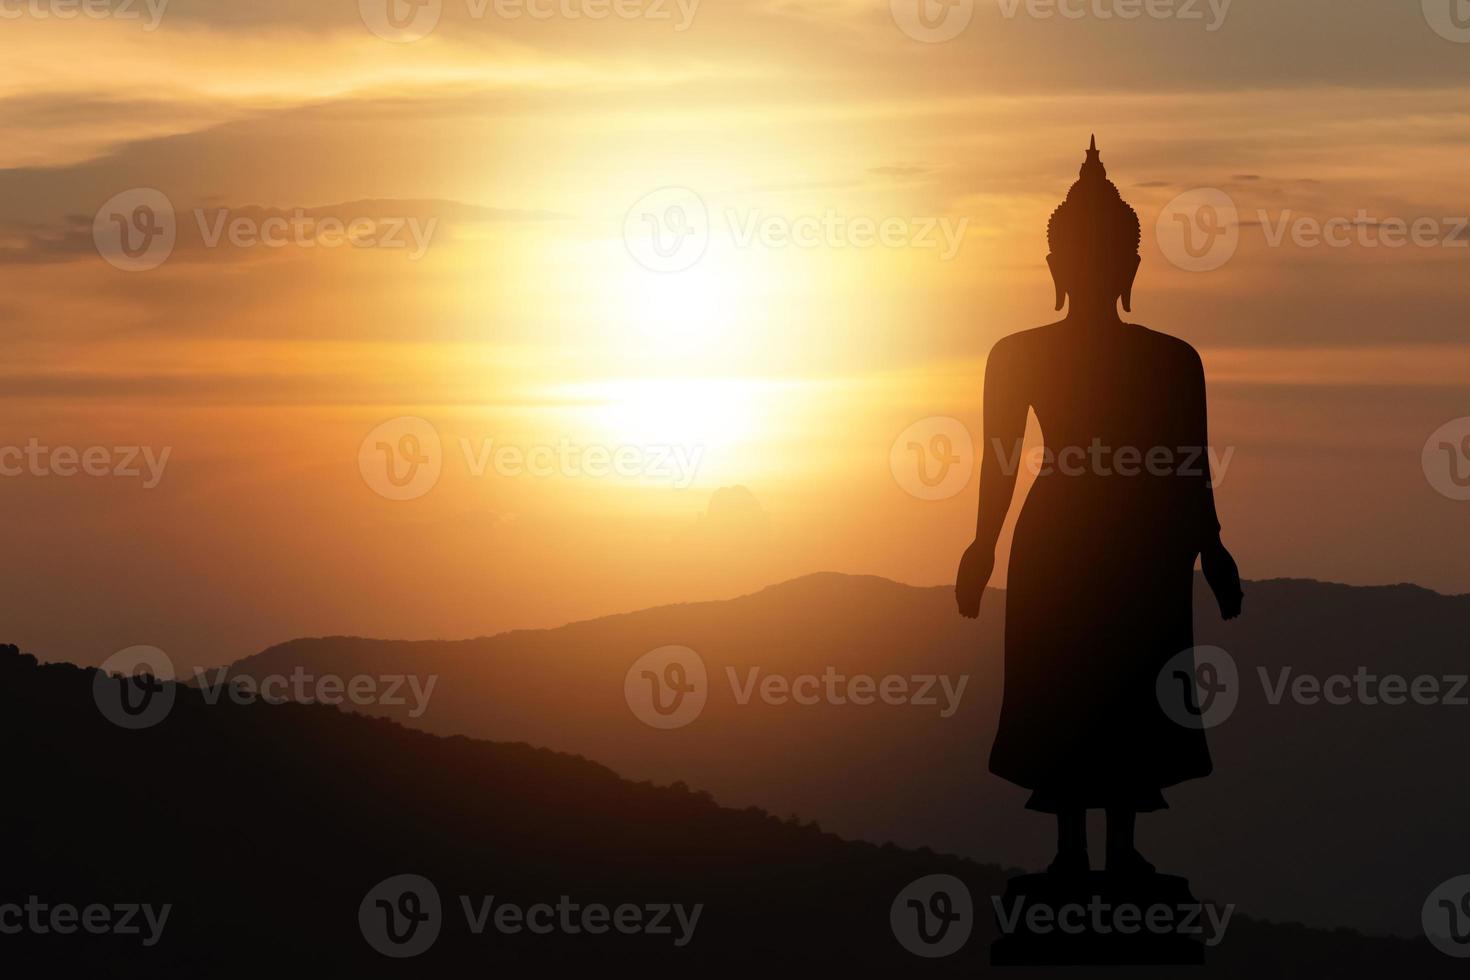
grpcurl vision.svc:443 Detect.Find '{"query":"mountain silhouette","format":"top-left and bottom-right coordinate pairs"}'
top-left (205, 572), bottom-right (1470, 938)
top-left (1, 644), bottom-right (1458, 975)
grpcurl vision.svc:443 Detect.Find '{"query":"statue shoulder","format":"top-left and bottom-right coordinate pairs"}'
top-left (990, 322), bottom-right (1063, 359)
top-left (1133, 323), bottom-right (1204, 368)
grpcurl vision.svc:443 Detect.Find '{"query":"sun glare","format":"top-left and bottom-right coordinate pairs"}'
top-left (557, 376), bottom-right (763, 444)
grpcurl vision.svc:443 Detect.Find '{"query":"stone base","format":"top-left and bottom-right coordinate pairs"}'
top-left (990, 871), bottom-right (1208, 966)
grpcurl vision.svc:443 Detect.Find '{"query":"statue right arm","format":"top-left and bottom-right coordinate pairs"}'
top-left (956, 336), bottom-right (1027, 617)
top-left (974, 335), bottom-right (1027, 551)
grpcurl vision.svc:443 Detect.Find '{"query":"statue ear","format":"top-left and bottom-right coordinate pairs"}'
top-left (1120, 252), bottom-right (1141, 313)
top-left (1046, 253), bottom-right (1066, 312)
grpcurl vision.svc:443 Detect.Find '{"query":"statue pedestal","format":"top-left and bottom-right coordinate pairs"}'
top-left (990, 872), bottom-right (1208, 966)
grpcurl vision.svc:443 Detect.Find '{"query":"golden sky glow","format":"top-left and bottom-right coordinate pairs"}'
top-left (3, 0), bottom-right (1469, 666)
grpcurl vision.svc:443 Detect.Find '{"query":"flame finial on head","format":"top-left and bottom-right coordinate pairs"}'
top-left (1080, 134), bottom-right (1105, 180)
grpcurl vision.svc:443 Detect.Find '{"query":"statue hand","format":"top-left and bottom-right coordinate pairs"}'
top-left (1202, 539), bottom-right (1244, 620)
top-left (956, 540), bottom-right (994, 619)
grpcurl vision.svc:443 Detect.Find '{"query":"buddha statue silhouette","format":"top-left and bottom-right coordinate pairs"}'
top-left (955, 137), bottom-right (1244, 875)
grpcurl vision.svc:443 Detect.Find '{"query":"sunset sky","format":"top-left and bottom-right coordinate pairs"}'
top-left (2, 0), bottom-right (1468, 667)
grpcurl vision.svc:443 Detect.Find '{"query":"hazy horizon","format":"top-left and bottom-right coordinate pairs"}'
top-left (35, 568), bottom-right (1462, 672)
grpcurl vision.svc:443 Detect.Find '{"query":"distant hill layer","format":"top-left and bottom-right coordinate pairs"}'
top-left (1, 645), bottom-right (1456, 976)
top-left (215, 573), bottom-right (1470, 937)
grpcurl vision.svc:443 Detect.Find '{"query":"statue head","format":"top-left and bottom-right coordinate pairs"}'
top-left (1046, 136), bottom-right (1141, 315)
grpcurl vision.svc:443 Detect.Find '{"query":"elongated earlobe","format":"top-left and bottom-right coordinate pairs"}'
top-left (1121, 252), bottom-right (1140, 313)
top-left (1046, 252), bottom-right (1066, 311)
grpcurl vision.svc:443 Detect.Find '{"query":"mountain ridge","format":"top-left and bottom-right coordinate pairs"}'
top-left (2, 644), bottom-right (1458, 976)
top-left (216, 573), bottom-right (1467, 674)
top-left (201, 573), bottom-right (1470, 938)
